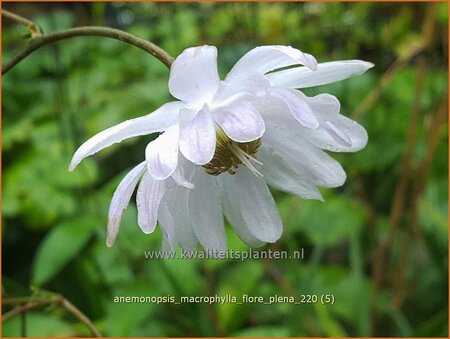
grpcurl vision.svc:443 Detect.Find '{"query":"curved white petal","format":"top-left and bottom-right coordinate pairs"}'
top-left (263, 127), bottom-right (347, 188)
top-left (69, 101), bottom-right (184, 171)
top-left (258, 147), bottom-right (323, 200)
top-left (259, 94), bottom-right (367, 152)
top-left (324, 117), bottom-right (367, 151)
top-left (106, 162), bottom-right (146, 247)
top-left (214, 72), bottom-right (270, 103)
top-left (216, 176), bottom-right (266, 247)
top-left (223, 205), bottom-right (266, 247)
top-left (171, 166), bottom-right (195, 189)
top-left (136, 172), bottom-right (166, 234)
top-left (158, 201), bottom-right (175, 253)
top-left (325, 121), bottom-right (351, 146)
top-left (227, 45), bottom-right (317, 80)
top-left (301, 92), bottom-right (341, 115)
top-left (179, 107), bottom-right (216, 165)
top-left (163, 182), bottom-right (198, 251)
top-left (213, 102), bottom-right (265, 143)
top-left (301, 94), bottom-right (367, 151)
top-left (270, 88), bottom-right (319, 128)
top-left (169, 45), bottom-right (220, 104)
top-left (145, 124), bottom-right (179, 180)
top-left (267, 60), bottom-right (374, 89)
top-left (220, 167), bottom-right (282, 243)
top-left (189, 168), bottom-right (226, 253)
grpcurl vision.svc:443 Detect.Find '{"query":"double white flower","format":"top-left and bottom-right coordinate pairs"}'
top-left (70, 45), bottom-right (373, 252)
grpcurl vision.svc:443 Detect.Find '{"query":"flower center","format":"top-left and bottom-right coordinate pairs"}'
top-left (203, 130), bottom-right (263, 177)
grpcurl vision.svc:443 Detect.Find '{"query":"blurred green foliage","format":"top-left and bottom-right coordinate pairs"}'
top-left (2, 2), bottom-right (448, 337)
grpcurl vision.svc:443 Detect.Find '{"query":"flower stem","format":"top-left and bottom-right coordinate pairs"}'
top-left (3, 295), bottom-right (102, 337)
top-left (2, 9), bottom-right (43, 37)
top-left (2, 10), bottom-right (174, 75)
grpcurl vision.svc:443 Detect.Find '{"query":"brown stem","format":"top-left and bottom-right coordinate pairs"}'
top-left (369, 3), bottom-right (438, 331)
top-left (60, 298), bottom-right (102, 338)
top-left (391, 232), bottom-right (411, 308)
top-left (352, 43), bottom-right (424, 120)
top-left (2, 12), bottom-right (174, 75)
top-left (406, 95), bottom-right (448, 245)
top-left (2, 295), bottom-right (102, 337)
top-left (2, 9), bottom-right (43, 37)
top-left (2, 300), bottom-right (55, 321)
top-left (2, 296), bottom-right (55, 305)
top-left (263, 258), bottom-right (297, 297)
top-left (412, 95), bottom-right (448, 212)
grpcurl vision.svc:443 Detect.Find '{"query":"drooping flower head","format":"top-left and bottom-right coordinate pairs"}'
top-left (69, 45), bottom-right (373, 251)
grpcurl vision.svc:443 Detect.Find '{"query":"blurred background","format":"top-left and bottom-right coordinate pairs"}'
top-left (2, 2), bottom-right (448, 337)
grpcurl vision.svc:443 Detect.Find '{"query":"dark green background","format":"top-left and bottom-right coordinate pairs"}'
top-left (2, 2), bottom-right (448, 337)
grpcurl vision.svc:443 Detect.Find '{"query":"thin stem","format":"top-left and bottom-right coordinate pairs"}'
top-left (60, 298), bottom-right (102, 338)
top-left (414, 95), bottom-right (448, 199)
top-left (2, 25), bottom-right (174, 75)
top-left (352, 42), bottom-right (424, 120)
top-left (369, 3), bottom-right (438, 332)
top-left (2, 9), bottom-right (43, 37)
top-left (2, 300), bottom-right (55, 321)
top-left (2, 295), bottom-right (102, 337)
top-left (3, 297), bottom-right (45, 305)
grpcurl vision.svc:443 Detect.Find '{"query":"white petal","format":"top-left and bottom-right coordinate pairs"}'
top-left (213, 101), bottom-right (265, 143)
top-left (189, 168), bottom-right (227, 253)
top-left (227, 45), bottom-right (317, 79)
top-left (297, 94), bottom-right (368, 151)
top-left (179, 107), bottom-right (216, 165)
top-left (264, 127), bottom-right (347, 188)
top-left (267, 60), bottom-right (374, 89)
top-left (136, 172), bottom-right (166, 234)
top-left (145, 124), bottom-right (179, 180)
top-left (220, 167), bottom-right (283, 243)
top-left (69, 101), bottom-right (184, 171)
top-left (222, 206), bottom-right (266, 247)
top-left (303, 92), bottom-right (341, 115)
top-left (270, 88), bottom-right (319, 128)
top-left (216, 176), bottom-right (265, 247)
top-left (171, 166), bottom-right (194, 189)
top-left (259, 94), bottom-right (367, 152)
top-left (303, 94), bottom-right (368, 150)
top-left (214, 72), bottom-right (270, 103)
top-left (325, 121), bottom-right (351, 146)
top-left (324, 117), bottom-right (367, 151)
top-left (163, 183), bottom-right (198, 251)
top-left (158, 201), bottom-right (175, 253)
top-left (106, 161), bottom-right (146, 247)
top-left (169, 45), bottom-right (220, 103)
top-left (258, 147), bottom-right (323, 200)
top-left (177, 107), bottom-right (198, 124)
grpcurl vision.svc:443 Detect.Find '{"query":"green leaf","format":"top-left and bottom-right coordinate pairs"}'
top-left (32, 216), bottom-right (101, 286)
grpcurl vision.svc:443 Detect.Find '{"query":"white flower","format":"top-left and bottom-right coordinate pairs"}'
top-left (69, 45), bottom-right (324, 180)
top-left (69, 44), bottom-right (373, 251)
top-left (106, 158), bottom-right (278, 251)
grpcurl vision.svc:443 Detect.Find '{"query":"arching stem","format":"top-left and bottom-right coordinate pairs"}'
top-left (2, 10), bottom-right (174, 75)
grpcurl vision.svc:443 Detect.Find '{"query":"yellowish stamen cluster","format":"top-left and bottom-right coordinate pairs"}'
top-left (203, 130), bottom-right (262, 176)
